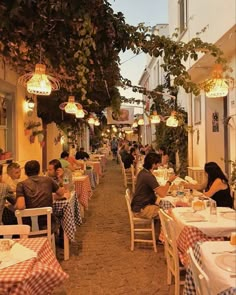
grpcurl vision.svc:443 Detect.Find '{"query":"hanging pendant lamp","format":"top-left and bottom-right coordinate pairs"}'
top-left (138, 116), bottom-right (144, 126)
top-left (59, 96), bottom-right (79, 114)
top-left (205, 64), bottom-right (229, 98)
top-left (150, 111), bottom-right (161, 124)
top-left (18, 63), bottom-right (60, 96)
top-left (88, 114), bottom-right (95, 125)
top-left (94, 118), bottom-right (100, 126)
top-left (166, 111), bottom-right (178, 127)
top-left (132, 120), bottom-right (138, 128)
top-left (75, 103), bottom-right (87, 118)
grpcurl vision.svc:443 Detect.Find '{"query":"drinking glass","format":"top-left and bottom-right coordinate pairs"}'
top-left (0, 240), bottom-right (11, 262)
top-left (230, 232), bottom-right (236, 246)
top-left (209, 200), bottom-right (217, 222)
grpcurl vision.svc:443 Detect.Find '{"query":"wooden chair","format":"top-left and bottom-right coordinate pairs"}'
top-left (130, 164), bottom-right (136, 193)
top-left (159, 209), bottom-right (185, 295)
top-left (125, 189), bottom-right (157, 252)
top-left (122, 163), bottom-right (133, 188)
top-left (188, 247), bottom-right (211, 295)
top-left (15, 207), bottom-right (56, 253)
top-left (0, 224), bottom-right (30, 238)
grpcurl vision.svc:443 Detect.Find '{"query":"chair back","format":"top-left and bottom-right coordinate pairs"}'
top-left (15, 207), bottom-right (53, 244)
top-left (159, 209), bottom-right (179, 274)
top-left (188, 247), bottom-right (210, 295)
top-left (125, 189), bottom-right (134, 226)
top-left (0, 224), bottom-right (30, 238)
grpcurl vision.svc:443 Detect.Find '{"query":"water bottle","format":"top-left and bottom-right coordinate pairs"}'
top-left (63, 174), bottom-right (69, 191)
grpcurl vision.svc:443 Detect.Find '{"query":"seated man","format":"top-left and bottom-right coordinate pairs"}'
top-left (48, 159), bottom-right (74, 192)
top-left (75, 147), bottom-right (90, 160)
top-left (0, 164), bottom-right (14, 225)
top-left (59, 151), bottom-right (75, 171)
top-left (131, 153), bottom-right (176, 219)
top-left (15, 160), bottom-right (65, 231)
top-left (2, 162), bottom-right (22, 192)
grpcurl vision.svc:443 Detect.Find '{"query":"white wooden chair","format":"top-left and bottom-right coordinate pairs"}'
top-left (125, 189), bottom-right (157, 252)
top-left (122, 163), bottom-right (134, 189)
top-left (188, 247), bottom-right (211, 295)
top-left (0, 224), bottom-right (30, 238)
top-left (159, 209), bottom-right (185, 295)
top-left (130, 164), bottom-right (136, 193)
top-left (15, 207), bottom-right (56, 253)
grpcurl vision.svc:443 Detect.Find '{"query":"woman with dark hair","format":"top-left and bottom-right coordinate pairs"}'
top-left (131, 153), bottom-right (176, 219)
top-left (159, 146), bottom-right (169, 166)
top-left (184, 161), bottom-right (233, 208)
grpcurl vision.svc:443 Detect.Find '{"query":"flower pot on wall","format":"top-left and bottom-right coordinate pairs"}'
top-left (30, 135), bottom-right (35, 144)
top-left (24, 129), bottom-right (31, 136)
top-left (40, 141), bottom-right (45, 147)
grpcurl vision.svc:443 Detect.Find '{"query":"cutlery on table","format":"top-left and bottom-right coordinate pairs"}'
top-left (211, 250), bottom-right (236, 254)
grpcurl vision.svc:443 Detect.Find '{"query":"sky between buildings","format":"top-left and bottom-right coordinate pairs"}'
top-left (110, 0), bottom-right (168, 104)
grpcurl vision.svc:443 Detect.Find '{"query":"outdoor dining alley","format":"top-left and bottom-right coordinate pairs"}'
top-left (54, 158), bottom-right (173, 295)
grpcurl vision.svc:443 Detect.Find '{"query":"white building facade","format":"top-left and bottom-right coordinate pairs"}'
top-left (139, 24), bottom-right (169, 147)
top-left (168, 0), bottom-right (236, 176)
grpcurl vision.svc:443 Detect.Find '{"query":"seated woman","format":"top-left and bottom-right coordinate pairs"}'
top-left (123, 147), bottom-right (136, 169)
top-left (183, 161), bottom-right (233, 208)
top-left (159, 146), bottom-right (169, 166)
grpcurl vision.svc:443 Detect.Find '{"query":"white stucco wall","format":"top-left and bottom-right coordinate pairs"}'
top-left (168, 0), bottom-right (236, 175)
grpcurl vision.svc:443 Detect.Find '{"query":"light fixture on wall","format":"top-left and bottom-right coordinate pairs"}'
top-left (26, 96), bottom-right (35, 110)
top-left (150, 111), bottom-right (161, 124)
top-left (205, 64), bottom-right (229, 98)
top-left (166, 111), bottom-right (178, 127)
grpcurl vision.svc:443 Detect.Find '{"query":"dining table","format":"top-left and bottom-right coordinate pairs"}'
top-left (184, 241), bottom-right (236, 295)
top-left (53, 191), bottom-right (82, 260)
top-left (0, 237), bottom-right (68, 295)
top-left (73, 175), bottom-right (92, 216)
top-left (86, 160), bottom-right (102, 184)
top-left (172, 207), bottom-right (236, 266)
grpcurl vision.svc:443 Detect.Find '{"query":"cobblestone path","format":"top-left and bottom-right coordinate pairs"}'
top-left (55, 159), bottom-right (175, 295)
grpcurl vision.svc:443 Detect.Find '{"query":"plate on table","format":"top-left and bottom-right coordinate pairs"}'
top-left (180, 212), bottom-right (206, 222)
top-left (221, 212), bottom-right (236, 220)
top-left (215, 253), bottom-right (236, 273)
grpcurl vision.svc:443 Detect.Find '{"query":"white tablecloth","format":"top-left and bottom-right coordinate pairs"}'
top-left (200, 241), bottom-right (236, 294)
top-left (172, 207), bottom-right (236, 237)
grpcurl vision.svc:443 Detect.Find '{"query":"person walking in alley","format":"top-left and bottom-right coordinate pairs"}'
top-left (110, 137), bottom-right (118, 161)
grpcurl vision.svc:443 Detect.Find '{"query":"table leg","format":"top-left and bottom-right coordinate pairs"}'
top-left (63, 232), bottom-right (70, 261)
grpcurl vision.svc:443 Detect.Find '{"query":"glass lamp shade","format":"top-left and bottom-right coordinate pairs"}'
top-left (64, 96), bottom-right (78, 114)
top-left (75, 108), bottom-right (85, 118)
top-left (94, 119), bottom-right (100, 126)
top-left (88, 117), bottom-right (95, 124)
top-left (26, 64), bottom-right (52, 95)
top-left (206, 79), bottom-right (229, 98)
top-left (150, 111), bottom-right (161, 124)
top-left (166, 114), bottom-right (178, 127)
top-left (132, 121), bottom-right (138, 128)
top-left (138, 118), bottom-right (144, 125)
top-left (27, 98), bottom-right (35, 109)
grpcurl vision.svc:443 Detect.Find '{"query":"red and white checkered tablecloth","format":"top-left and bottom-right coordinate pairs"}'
top-left (177, 225), bottom-right (224, 266)
top-left (73, 175), bottom-right (92, 209)
top-left (0, 237), bottom-right (68, 295)
top-left (87, 161), bottom-right (102, 176)
top-left (53, 192), bottom-right (82, 241)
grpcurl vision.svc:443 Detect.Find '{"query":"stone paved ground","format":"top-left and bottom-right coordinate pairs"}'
top-left (54, 159), bottom-right (175, 295)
